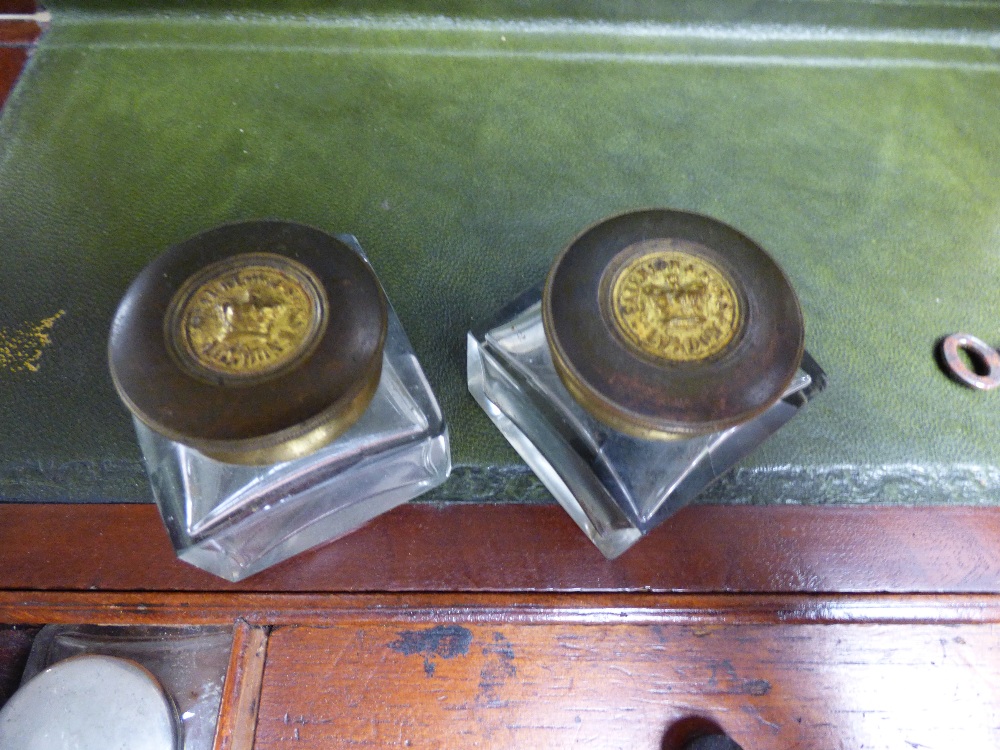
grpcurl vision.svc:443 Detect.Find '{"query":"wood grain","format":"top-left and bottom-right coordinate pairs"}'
top-left (2, 503), bottom-right (1000, 594)
top-left (214, 621), bottom-right (270, 750)
top-left (0, 19), bottom-right (39, 45)
top-left (3, 591), bottom-right (1000, 627)
top-left (4, 591), bottom-right (999, 748)
top-left (254, 617), bottom-right (1000, 749)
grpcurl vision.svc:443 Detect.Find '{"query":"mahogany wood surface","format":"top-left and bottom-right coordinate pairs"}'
top-left (0, 1), bottom-right (37, 15)
top-left (0, 44), bottom-right (27, 109)
top-left (0, 8), bottom-right (41, 110)
top-left (246, 598), bottom-right (1000, 750)
top-left (3, 592), bottom-right (999, 748)
top-left (3, 590), bottom-right (1000, 627)
top-left (214, 621), bottom-right (270, 750)
top-left (0, 18), bottom-right (39, 44)
top-left (2, 502), bottom-right (1000, 594)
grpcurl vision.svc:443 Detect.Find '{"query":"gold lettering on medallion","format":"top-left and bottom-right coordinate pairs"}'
top-left (176, 263), bottom-right (319, 379)
top-left (610, 248), bottom-right (739, 363)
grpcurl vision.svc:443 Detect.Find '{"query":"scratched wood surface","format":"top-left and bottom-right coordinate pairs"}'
top-left (255, 616), bottom-right (1000, 749)
top-left (3, 583), bottom-right (1000, 747)
top-left (214, 621), bottom-right (270, 750)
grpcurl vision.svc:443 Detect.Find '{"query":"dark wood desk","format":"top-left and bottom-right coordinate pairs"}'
top-left (3, 11), bottom-right (1000, 748)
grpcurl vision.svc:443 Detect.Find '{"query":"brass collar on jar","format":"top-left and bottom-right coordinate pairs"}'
top-left (542, 209), bottom-right (804, 440)
top-left (109, 221), bottom-right (387, 465)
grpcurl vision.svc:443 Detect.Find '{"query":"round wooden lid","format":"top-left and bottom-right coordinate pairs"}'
top-left (542, 209), bottom-right (804, 440)
top-left (109, 221), bottom-right (387, 464)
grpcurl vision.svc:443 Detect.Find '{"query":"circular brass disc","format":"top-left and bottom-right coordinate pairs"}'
top-left (166, 254), bottom-right (329, 386)
top-left (543, 209), bottom-right (804, 439)
top-left (607, 241), bottom-right (741, 364)
top-left (109, 221), bottom-right (388, 465)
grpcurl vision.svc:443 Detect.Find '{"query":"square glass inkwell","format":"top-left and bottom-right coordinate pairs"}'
top-left (468, 210), bottom-right (825, 558)
top-left (110, 221), bottom-right (450, 581)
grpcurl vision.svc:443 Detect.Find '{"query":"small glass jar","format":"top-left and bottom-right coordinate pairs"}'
top-left (110, 221), bottom-right (450, 581)
top-left (12, 624), bottom-right (234, 750)
top-left (468, 210), bottom-right (825, 559)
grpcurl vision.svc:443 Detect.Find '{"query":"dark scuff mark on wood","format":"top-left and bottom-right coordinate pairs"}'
top-left (388, 624), bottom-right (473, 677)
top-left (388, 625), bottom-right (474, 659)
top-left (708, 659), bottom-right (772, 696)
top-left (478, 631), bottom-right (516, 707)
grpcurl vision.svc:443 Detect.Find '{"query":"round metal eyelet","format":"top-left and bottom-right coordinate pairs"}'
top-left (939, 333), bottom-right (1000, 390)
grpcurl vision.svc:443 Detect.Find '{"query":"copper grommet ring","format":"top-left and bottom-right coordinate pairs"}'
top-left (939, 333), bottom-right (1000, 390)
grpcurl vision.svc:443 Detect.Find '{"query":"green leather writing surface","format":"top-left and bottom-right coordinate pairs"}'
top-left (1, 4), bottom-right (999, 503)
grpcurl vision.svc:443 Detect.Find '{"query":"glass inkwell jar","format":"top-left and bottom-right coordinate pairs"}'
top-left (468, 210), bottom-right (825, 558)
top-left (110, 221), bottom-right (450, 581)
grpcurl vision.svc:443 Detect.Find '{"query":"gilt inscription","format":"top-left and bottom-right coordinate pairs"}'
top-left (171, 255), bottom-right (325, 381)
top-left (610, 245), bottom-right (739, 363)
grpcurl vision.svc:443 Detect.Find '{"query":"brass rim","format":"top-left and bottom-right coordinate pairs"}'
top-left (546, 330), bottom-right (692, 442)
top-left (543, 209), bottom-right (803, 440)
top-left (109, 221), bottom-right (388, 465)
top-left (187, 354), bottom-right (383, 465)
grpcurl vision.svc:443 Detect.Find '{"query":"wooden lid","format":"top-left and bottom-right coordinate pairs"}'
top-left (109, 221), bottom-right (387, 465)
top-left (542, 209), bottom-right (804, 440)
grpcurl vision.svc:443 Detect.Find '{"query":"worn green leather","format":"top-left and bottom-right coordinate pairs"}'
top-left (40, 0), bottom-right (1000, 32)
top-left (1, 3), bottom-right (999, 503)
